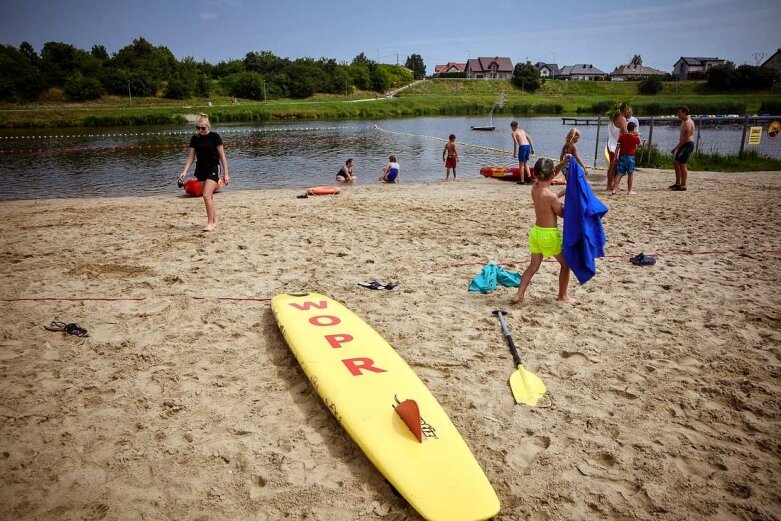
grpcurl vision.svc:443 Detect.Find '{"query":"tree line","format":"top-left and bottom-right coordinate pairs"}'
top-left (0, 38), bottom-right (426, 102)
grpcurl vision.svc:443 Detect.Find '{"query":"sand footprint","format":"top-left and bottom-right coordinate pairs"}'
top-left (505, 435), bottom-right (551, 471)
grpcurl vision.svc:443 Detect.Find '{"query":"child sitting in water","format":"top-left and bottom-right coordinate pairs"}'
top-left (379, 155), bottom-right (400, 183)
top-left (512, 157), bottom-right (574, 304)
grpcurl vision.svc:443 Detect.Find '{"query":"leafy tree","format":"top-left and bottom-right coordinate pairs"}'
top-left (351, 53), bottom-right (373, 67)
top-left (404, 54), bottom-right (426, 80)
top-left (285, 60), bottom-right (326, 98)
top-left (63, 71), bottom-right (105, 100)
top-left (91, 45), bottom-right (109, 62)
top-left (213, 59), bottom-right (244, 78)
top-left (225, 71), bottom-right (265, 100)
top-left (40, 41), bottom-right (94, 87)
top-left (0, 44), bottom-right (45, 100)
top-left (630, 54), bottom-right (642, 66)
top-left (512, 61), bottom-right (541, 92)
top-left (736, 64), bottom-right (777, 89)
top-left (244, 51), bottom-right (287, 74)
top-left (638, 76), bottom-right (662, 94)
top-left (163, 76), bottom-right (190, 99)
top-left (706, 61), bottom-right (737, 90)
top-left (349, 63), bottom-right (371, 90)
top-left (19, 41), bottom-right (39, 65)
top-left (195, 75), bottom-right (210, 97)
top-left (370, 64), bottom-right (391, 92)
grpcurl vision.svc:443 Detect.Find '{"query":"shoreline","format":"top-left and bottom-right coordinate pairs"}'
top-left (1, 171), bottom-right (780, 520)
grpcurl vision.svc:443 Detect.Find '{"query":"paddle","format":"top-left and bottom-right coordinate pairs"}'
top-left (492, 310), bottom-right (547, 406)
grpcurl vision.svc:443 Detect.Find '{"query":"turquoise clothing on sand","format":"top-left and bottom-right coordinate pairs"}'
top-left (468, 263), bottom-right (522, 293)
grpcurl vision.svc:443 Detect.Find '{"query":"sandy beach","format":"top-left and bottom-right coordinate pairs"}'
top-left (1, 168), bottom-right (780, 520)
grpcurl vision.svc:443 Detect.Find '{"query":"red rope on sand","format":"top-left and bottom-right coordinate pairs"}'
top-left (2, 295), bottom-right (271, 302)
top-left (434, 248), bottom-right (781, 271)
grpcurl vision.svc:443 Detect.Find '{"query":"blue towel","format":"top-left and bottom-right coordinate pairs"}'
top-left (562, 156), bottom-right (608, 284)
top-left (468, 263), bottom-right (522, 293)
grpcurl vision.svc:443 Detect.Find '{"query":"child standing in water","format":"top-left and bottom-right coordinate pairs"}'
top-left (512, 157), bottom-right (574, 304)
top-left (442, 134), bottom-right (459, 180)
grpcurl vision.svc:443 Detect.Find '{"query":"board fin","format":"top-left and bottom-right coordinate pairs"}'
top-left (394, 399), bottom-right (423, 443)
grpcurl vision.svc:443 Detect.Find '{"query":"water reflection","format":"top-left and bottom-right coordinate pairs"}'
top-left (0, 116), bottom-right (778, 200)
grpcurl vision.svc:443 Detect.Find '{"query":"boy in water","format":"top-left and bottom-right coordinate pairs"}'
top-left (512, 157), bottom-right (574, 304)
top-left (442, 134), bottom-right (459, 180)
top-left (511, 121), bottom-right (535, 184)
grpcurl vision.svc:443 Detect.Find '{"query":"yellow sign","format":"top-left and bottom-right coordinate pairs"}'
top-left (748, 126), bottom-right (762, 145)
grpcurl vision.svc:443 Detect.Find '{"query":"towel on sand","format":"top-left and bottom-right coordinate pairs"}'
top-left (562, 156), bottom-right (608, 284)
top-left (468, 263), bottom-right (522, 293)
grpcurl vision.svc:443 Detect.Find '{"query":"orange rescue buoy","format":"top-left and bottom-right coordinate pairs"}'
top-left (306, 186), bottom-right (341, 196)
top-left (183, 178), bottom-right (224, 197)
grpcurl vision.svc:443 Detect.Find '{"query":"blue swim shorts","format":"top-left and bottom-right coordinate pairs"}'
top-left (518, 144), bottom-right (531, 163)
top-left (616, 155), bottom-right (636, 176)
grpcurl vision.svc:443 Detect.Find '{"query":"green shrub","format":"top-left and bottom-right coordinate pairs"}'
top-left (63, 72), bottom-right (105, 100)
top-left (759, 100), bottom-right (781, 114)
top-left (638, 76), bottom-right (663, 95)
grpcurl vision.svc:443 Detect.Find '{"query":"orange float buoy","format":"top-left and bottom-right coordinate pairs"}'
top-left (182, 178), bottom-right (225, 197)
top-left (306, 186), bottom-right (341, 196)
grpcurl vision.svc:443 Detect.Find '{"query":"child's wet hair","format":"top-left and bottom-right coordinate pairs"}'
top-left (534, 158), bottom-right (555, 180)
top-left (627, 121), bottom-right (637, 131)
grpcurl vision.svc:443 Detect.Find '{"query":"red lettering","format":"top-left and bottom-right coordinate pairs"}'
top-left (289, 300), bottom-right (328, 311)
top-left (342, 358), bottom-right (387, 376)
top-left (324, 334), bottom-right (353, 349)
top-left (309, 315), bottom-right (341, 326)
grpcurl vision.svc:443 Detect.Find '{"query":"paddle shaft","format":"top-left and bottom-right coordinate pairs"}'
top-left (494, 311), bottom-right (524, 367)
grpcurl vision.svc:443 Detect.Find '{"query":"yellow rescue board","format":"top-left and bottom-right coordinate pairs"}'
top-left (271, 293), bottom-right (500, 521)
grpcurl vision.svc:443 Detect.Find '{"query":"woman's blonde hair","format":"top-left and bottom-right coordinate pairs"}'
top-left (196, 113), bottom-right (211, 129)
top-left (561, 128), bottom-right (580, 160)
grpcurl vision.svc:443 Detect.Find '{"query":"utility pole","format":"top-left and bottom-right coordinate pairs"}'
top-left (396, 53), bottom-right (399, 66)
top-left (127, 80), bottom-right (132, 106)
top-left (752, 52), bottom-right (767, 65)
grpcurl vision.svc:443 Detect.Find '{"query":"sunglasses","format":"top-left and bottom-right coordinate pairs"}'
top-left (196, 126), bottom-right (207, 130)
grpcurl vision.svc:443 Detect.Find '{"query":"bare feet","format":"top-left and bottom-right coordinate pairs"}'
top-left (202, 224), bottom-right (217, 232)
top-left (510, 295), bottom-right (524, 304)
top-left (557, 296), bottom-right (576, 304)
top-left (627, 191), bottom-right (637, 195)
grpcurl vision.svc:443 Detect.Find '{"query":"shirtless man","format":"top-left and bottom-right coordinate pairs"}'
top-left (607, 103), bottom-right (629, 191)
top-left (511, 121), bottom-right (535, 184)
top-left (512, 157), bottom-right (573, 304)
top-left (670, 105), bottom-right (695, 191)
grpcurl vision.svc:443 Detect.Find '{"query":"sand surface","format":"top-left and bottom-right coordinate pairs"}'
top-left (1, 169), bottom-right (780, 520)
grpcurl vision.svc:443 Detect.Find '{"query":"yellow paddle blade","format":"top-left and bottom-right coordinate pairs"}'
top-left (509, 364), bottom-right (547, 406)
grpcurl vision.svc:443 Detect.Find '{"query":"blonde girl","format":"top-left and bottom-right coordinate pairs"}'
top-left (558, 128), bottom-right (588, 178)
top-left (178, 114), bottom-right (230, 231)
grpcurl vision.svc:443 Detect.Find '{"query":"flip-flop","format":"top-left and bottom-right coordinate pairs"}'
top-left (358, 281), bottom-right (384, 290)
top-left (630, 253), bottom-right (656, 266)
top-left (44, 320), bottom-right (89, 337)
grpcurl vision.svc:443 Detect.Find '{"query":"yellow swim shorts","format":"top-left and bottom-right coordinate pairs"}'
top-left (528, 225), bottom-right (563, 257)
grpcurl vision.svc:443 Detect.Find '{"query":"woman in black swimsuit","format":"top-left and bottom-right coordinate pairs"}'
top-left (178, 114), bottom-right (230, 231)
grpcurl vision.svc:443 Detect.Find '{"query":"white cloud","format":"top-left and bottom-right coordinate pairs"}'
top-left (200, 12), bottom-right (218, 22)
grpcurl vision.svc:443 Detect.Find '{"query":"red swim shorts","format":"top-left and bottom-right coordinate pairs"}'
top-left (445, 156), bottom-right (457, 169)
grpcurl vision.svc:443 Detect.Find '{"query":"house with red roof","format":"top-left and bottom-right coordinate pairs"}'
top-left (434, 62), bottom-right (466, 75)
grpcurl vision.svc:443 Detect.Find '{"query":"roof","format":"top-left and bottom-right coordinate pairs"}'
top-left (675, 57), bottom-right (725, 66)
top-left (761, 49), bottom-right (781, 66)
top-left (467, 57), bottom-right (514, 73)
top-left (610, 64), bottom-right (666, 76)
top-left (559, 64), bottom-right (607, 76)
top-left (534, 62), bottom-right (560, 74)
top-left (434, 62), bottom-right (466, 73)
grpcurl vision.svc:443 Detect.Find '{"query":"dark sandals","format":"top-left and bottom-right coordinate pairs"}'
top-left (44, 320), bottom-right (89, 337)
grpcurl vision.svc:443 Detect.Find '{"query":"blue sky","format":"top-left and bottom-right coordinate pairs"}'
top-left (3, 0), bottom-right (779, 74)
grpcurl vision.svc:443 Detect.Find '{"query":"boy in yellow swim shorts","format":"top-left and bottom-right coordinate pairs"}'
top-left (512, 157), bottom-right (574, 304)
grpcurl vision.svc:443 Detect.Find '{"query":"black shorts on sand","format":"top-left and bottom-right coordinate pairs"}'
top-left (674, 142), bottom-right (695, 164)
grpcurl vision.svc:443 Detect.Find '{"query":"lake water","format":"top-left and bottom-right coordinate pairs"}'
top-left (1, 116), bottom-right (779, 200)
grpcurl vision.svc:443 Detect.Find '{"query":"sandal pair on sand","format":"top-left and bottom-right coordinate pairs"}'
top-left (630, 252), bottom-right (656, 266)
top-left (44, 320), bottom-right (89, 337)
top-left (358, 280), bottom-right (398, 290)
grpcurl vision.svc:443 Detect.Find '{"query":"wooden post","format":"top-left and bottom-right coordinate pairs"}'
top-left (593, 116), bottom-right (601, 168)
top-left (695, 116), bottom-right (702, 153)
top-left (739, 115), bottom-right (749, 156)
top-left (645, 117), bottom-right (654, 167)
